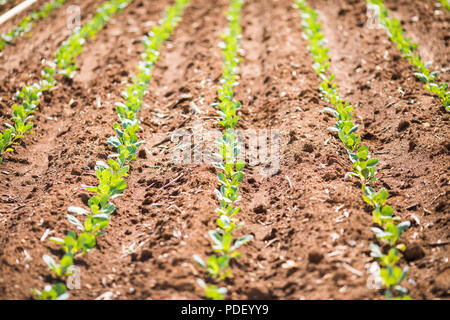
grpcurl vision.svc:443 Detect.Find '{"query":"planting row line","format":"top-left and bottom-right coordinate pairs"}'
top-left (193, 0), bottom-right (253, 301)
top-left (0, 0), bottom-right (132, 164)
top-left (294, 0), bottom-right (412, 300)
top-left (0, 0), bottom-right (68, 52)
top-left (33, 0), bottom-right (190, 300)
top-left (367, 0), bottom-right (449, 112)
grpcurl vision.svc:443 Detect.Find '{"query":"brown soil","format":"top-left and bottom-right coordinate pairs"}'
top-left (0, 0), bottom-right (55, 35)
top-left (0, 0), bottom-right (35, 16)
top-left (384, 0), bottom-right (450, 83)
top-left (0, 0), bottom-right (448, 300)
top-left (0, 0), bottom-right (109, 125)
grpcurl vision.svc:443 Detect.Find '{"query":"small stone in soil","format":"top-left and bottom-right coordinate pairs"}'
top-left (79, 193), bottom-right (90, 205)
top-left (138, 149), bottom-right (147, 159)
top-left (308, 251), bottom-right (324, 264)
top-left (253, 204), bottom-right (267, 214)
top-left (246, 285), bottom-right (271, 299)
top-left (87, 159), bottom-right (96, 169)
top-left (303, 143), bottom-right (314, 153)
top-left (71, 168), bottom-right (81, 176)
top-left (408, 140), bottom-right (417, 152)
top-left (397, 120), bottom-right (410, 132)
top-left (403, 243), bottom-right (425, 262)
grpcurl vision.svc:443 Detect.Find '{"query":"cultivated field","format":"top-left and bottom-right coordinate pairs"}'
top-left (0, 0), bottom-right (448, 300)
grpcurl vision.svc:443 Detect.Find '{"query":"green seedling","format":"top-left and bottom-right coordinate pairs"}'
top-left (42, 254), bottom-right (74, 278)
top-left (196, 279), bottom-right (227, 301)
top-left (33, 283), bottom-right (69, 300)
top-left (194, 253), bottom-right (232, 280)
top-left (371, 245), bottom-right (410, 299)
top-left (362, 185), bottom-right (401, 225)
top-left (216, 210), bottom-right (242, 230)
top-left (107, 121), bottom-right (144, 163)
top-left (194, 232), bottom-right (252, 280)
top-left (50, 225), bottom-right (98, 254)
top-left (82, 161), bottom-right (129, 199)
top-left (0, 128), bottom-right (15, 164)
top-left (380, 264), bottom-right (408, 290)
top-left (0, 83), bottom-right (43, 163)
top-left (372, 221), bottom-right (411, 247)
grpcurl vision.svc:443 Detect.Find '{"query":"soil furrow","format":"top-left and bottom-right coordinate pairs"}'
top-left (223, 0), bottom-right (377, 299)
top-left (0, 0), bottom-right (448, 300)
top-left (0, 0), bottom-right (174, 299)
top-left (0, 0), bottom-right (108, 125)
top-left (99, 0), bottom-right (230, 300)
top-left (0, 0), bottom-right (33, 15)
top-left (384, 0), bottom-right (450, 83)
top-left (0, 0), bottom-right (106, 75)
top-left (312, 0), bottom-right (449, 299)
top-left (0, 0), bottom-right (49, 34)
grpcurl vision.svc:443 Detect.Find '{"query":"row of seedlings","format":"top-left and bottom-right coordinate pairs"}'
top-left (294, 0), bottom-right (412, 300)
top-left (33, 0), bottom-right (190, 300)
top-left (367, 0), bottom-right (449, 111)
top-left (193, 0), bottom-right (253, 301)
top-left (0, 0), bottom-right (68, 52)
top-left (0, 0), bottom-right (133, 164)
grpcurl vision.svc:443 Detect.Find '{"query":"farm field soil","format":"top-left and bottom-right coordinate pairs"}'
top-left (0, 0), bottom-right (108, 126)
top-left (0, 0), bottom-right (65, 39)
top-left (383, 0), bottom-right (450, 83)
top-left (0, 0), bottom-right (40, 16)
top-left (0, 0), bottom-right (448, 299)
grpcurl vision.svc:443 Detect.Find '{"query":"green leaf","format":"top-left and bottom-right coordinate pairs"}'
top-left (397, 221), bottom-right (411, 233)
top-left (209, 230), bottom-right (222, 246)
top-left (366, 158), bottom-right (379, 167)
top-left (381, 205), bottom-right (394, 216)
top-left (42, 255), bottom-right (56, 272)
top-left (59, 254), bottom-right (73, 270)
top-left (369, 243), bottom-right (382, 258)
top-left (222, 233), bottom-right (232, 251)
top-left (67, 214), bottom-right (84, 231)
top-left (48, 237), bottom-right (64, 245)
top-left (68, 206), bottom-right (89, 215)
top-left (204, 285), bottom-right (226, 300)
top-left (193, 254), bottom-right (206, 268)
top-left (77, 232), bottom-right (96, 252)
top-left (231, 234), bottom-right (253, 250)
top-left (323, 107), bottom-right (338, 117)
top-left (217, 172), bottom-right (227, 186)
top-left (236, 159), bottom-right (245, 171)
top-left (357, 146), bottom-right (369, 160)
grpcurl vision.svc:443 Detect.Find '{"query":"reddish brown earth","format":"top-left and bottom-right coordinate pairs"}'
top-left (384, 0), bottom-right (450, 83)
top-left (0, 0), bottom-right (39, 16)
top-left (0, 0), bottom-right (58, 35)
top-left (0, 0), bottom-right (448, 300)
top-left (0, 0), bottom-right (109, 126)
